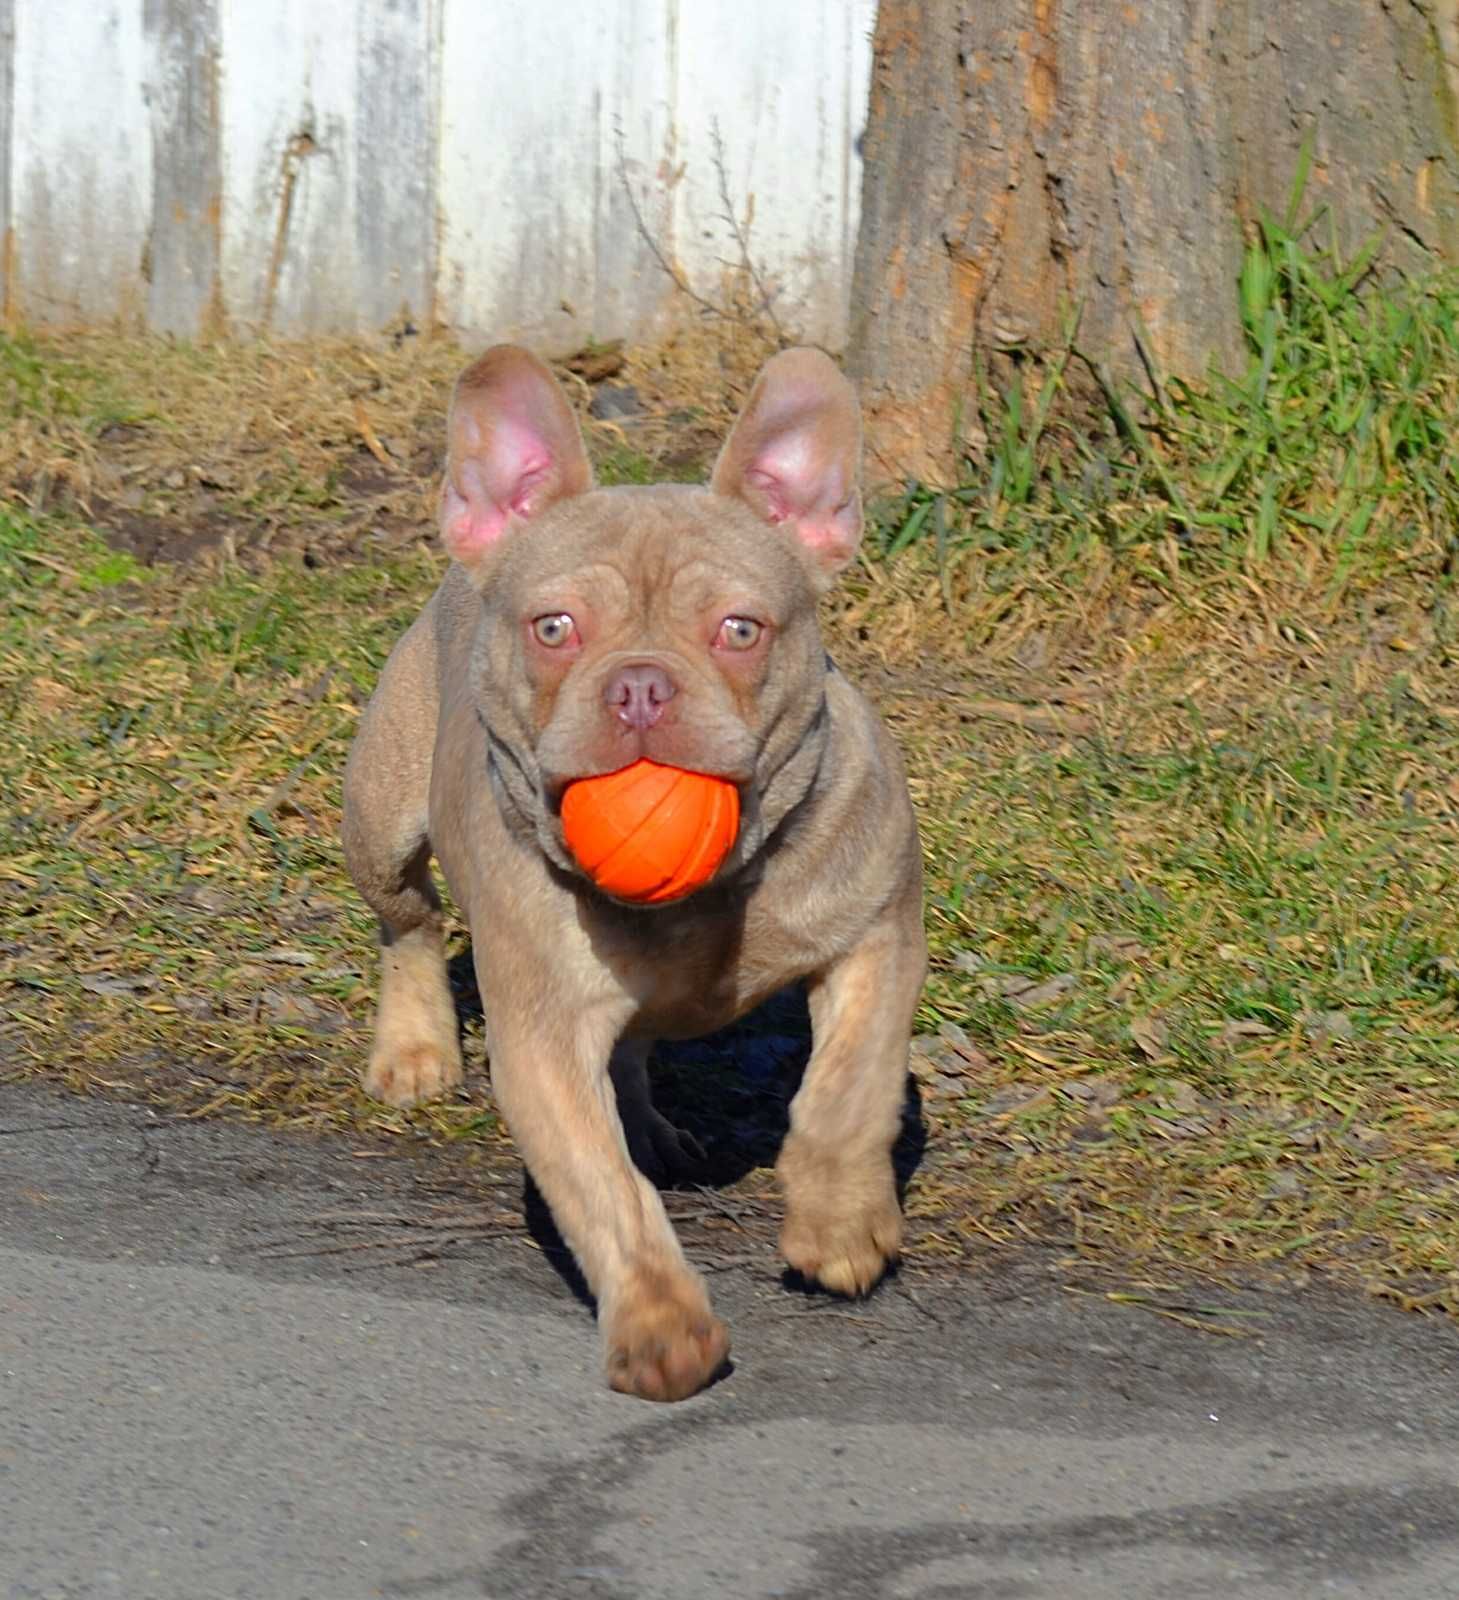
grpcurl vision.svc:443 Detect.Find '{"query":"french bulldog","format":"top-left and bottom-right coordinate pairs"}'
top-left (341, 345), bottom-right (926, 1401)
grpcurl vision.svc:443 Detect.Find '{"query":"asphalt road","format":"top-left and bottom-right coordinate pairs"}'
top-left (3, 1081), bottom-right (1457, 1599)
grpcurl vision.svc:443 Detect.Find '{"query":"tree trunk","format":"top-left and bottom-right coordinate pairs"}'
top-left (848, 0), bottom-right (1459, 482)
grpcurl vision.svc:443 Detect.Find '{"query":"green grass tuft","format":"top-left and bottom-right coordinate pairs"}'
top-left (872, 212), bottom-right (1459, 627)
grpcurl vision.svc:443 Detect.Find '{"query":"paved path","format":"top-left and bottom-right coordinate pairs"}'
top-left (3, 1083), bottom-right (1457, 1598)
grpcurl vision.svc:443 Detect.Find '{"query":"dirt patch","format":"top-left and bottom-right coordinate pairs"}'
top-left (1, 328), bottom-right (740, 576)
top-left (87, 495), bottom-right (250, 566)
top-left (335, 450), bottom-right (409, 504)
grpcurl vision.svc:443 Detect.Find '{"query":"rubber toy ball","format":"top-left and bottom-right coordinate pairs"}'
top-left (560, 759), bottom-right (739, 903)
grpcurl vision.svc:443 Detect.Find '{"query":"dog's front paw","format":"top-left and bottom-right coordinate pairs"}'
top-left (602, 1270), bottom-right (730, 1402)
top-left (364, 1040), bottom-right (464, 1108)
top-left (779, 1147), bottom-right (902, 1297)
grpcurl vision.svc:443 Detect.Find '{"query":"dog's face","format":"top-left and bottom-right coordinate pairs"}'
top-left (436, 346), bottom-right (863, 883)
top-left (487, 486), bottom-right (825, 792)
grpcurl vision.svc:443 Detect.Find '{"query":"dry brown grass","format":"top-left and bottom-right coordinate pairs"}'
top-left (0, 303), bottom-right (776, 574)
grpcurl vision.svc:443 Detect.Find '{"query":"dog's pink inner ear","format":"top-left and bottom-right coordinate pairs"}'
top-left (712, 349), bottom-right (863, 578)
top-left (742, 443), bottom-right (858, 565)
top-left (439, 347), bottom-right (592, 565)
top-left (440, 416), bottom-right (556, 558)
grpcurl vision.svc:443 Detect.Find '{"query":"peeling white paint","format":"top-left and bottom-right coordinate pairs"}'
top-left (216, 0), bottom-right (361, 331)
top-left (11, 0), bottom-right (151, 323)
top-left (672, 0), bottom-right (876, 341)
top-left (5, 0), bottom-right (874, 345)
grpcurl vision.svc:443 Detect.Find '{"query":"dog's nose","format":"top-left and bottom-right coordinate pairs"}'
top-left (605, 663), bottom-right (677, 729)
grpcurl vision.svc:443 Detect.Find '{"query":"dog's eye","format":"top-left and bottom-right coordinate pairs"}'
top-left (716, 616), bottom-right (763, 652)
top-left (531, 613), bottom-right (577, 648)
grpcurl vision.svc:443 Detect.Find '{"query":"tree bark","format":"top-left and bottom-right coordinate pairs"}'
top-left (848, 0), bottom-right (1459, 482)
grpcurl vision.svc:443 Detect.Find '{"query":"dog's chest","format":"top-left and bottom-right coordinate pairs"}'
top-left (593, 897), bottom-right (818, 1040)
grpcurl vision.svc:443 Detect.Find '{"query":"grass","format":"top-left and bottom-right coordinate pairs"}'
top-left (900, 682), bottom-right (1459, 1295)
top-left (0, 503), bottom-right (449, 1135)
top-left (862, 196), bottom-right (1459, 665)
top-left (1, 202), bottom-right (1457, 1310)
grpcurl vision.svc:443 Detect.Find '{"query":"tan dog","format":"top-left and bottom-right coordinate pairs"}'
top-left (341, 345), bottom-right (926, 1401)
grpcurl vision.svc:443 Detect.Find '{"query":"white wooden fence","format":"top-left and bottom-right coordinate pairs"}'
top-left (0, 0), bottom-right (876, 348)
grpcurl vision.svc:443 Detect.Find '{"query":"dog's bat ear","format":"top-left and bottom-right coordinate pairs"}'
top-left (711, 348), bottom-right (863, 585)
top-left (439, 346), bottom-right (593, 569)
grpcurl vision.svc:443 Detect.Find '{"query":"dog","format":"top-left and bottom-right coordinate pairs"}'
top-left (341, 344), bottom-right (926, 1401)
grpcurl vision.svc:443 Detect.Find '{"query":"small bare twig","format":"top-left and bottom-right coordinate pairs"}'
top-left (709, 118), bottom-right (785, 342)
top-left (770, 1302), bottom-right (879, 1327)
top-left (614, 130), bottom-right (733, 325)
top-left (899, 1279), bottom-right (945, 1327)
top-left (667, 1185), bottom-right (776, 1232)
top-left (614, 122), bottom-right (787, 346)
top-left (696, 1251), bottom-right (768, 1273)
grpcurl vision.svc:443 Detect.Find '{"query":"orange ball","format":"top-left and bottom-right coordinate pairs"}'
top-left (560, 759), bottom-right (740, 904)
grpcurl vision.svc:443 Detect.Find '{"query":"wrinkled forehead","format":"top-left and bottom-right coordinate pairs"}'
top-left (488, 485), bottom-right (812, 615)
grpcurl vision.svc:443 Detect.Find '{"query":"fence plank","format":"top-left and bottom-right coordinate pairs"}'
top-left (144, 0), bottom-right (223, 336)
top-left (589, 0), bottom-right (675, 345)
top-left (0, 0), bottom-right (13, 322)
top-left (353, 0), bottom-right (435, 333)
top-left (217, 0), bottom-right (359, 331)
top-left (437, 0), bottom-right (627, 348)
top-left (11, 0), bottom-right (151, 324)
top-left (672, 0), bottom-right (877, 346)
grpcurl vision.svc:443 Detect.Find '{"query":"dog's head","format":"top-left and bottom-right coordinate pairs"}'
top-left (439, 344), bottom-right (863, 888)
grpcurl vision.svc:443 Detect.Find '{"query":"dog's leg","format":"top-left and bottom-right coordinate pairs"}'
top-left (777, 902), bottom-right (927, 1296)
top-left (341, 615), bottom-right (463, 1109)
top-left (485, 1001), bottom-right (728, 1401)
top-left (360, 865), bottom-right (461, 1109)
top-left (609, 1040), bottom-right (707, 1183)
